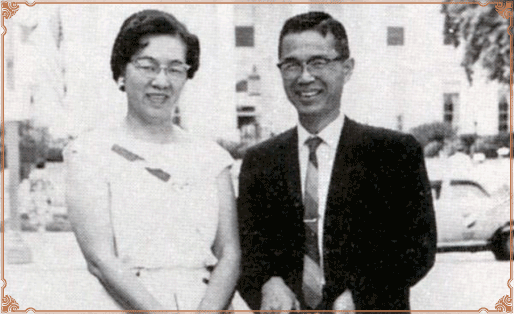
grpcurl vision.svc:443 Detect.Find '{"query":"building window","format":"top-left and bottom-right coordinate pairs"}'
top-left (443, 93), bottom-right (459, 124)
top-left (238, 116), bottom-right (258, 144)
top-left (235, 26), bottom-right (254, 47)
top-left (387, 27), bottom-right (404, 46)
top-left (236, 80), bottom-right (247, 93)
top-left (396, 114), bottom-right (403, 131)
top-left (499, 96), bottom-right (509, 133)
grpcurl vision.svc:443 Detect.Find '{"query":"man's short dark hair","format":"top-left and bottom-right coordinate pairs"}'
top-left (278, 11), bottom-right (350, 60)
top-left (111, 9), bottom-right (200, 81)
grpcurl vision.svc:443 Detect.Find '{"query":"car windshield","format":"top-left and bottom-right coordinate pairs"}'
top-left (449, 180), bottom-right (490, 199)
top-left (430, 180), bottom-right (490, 200)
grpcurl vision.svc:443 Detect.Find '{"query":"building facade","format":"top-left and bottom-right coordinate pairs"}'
top-left (3, 4), bottom-right (510, 142)
top-left (233, 4), bottom-right (510, 142)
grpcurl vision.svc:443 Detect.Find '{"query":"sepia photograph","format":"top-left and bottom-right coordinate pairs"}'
top-left (1, 1), bottom-right (512, 312)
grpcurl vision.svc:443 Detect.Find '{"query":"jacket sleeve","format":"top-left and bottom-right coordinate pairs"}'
top-left (237, 149), bottom-right (273, 310)
top-left (351, 135), bottom-right (437, 306)
top-left (397, 135), bottom-right (437, 286)
top-left (413, 137), bottom-right (437, 282)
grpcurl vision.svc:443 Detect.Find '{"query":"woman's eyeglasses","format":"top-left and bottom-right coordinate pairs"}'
top-left (131, 57), bottom-right (191, 80)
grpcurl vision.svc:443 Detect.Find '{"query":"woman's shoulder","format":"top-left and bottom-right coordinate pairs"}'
top-left (175, 128), bottom-right (233, 166)
top-left (64, 124), bottom-right (124, 158)
top-left (182, 131), bottom-right (230, 155)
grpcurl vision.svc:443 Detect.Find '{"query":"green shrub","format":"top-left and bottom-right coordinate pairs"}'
top-left (473, 133), bottom-right (512, 158)
top-left (410, 122), bottom-right (456, 148)
top-left (45, 214), bottom-right (73, 232)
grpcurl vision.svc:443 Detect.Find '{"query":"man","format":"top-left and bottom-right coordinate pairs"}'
top-left (237, 12), bottom-right (437, 312)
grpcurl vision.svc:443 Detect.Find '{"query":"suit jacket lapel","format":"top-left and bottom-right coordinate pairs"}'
top-left (323, 117), bottom-right (361, 259)
top-left (283, 119), bottom-right (360, 229)
top-left (283, 127), bottom-right (303, 210)
top-left (326, 117), bottom-right (357, 208)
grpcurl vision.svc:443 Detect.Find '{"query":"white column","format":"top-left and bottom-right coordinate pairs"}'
top-left (4, 120), bottom-right (33, 264)
top-left (4, 4), bottom-right (35, 123)
top-left (291, 4), bottom-right (311, 16)
top-left (255, 5), bottom-right (299, 136)
top-left (179, 4), bottom-right (238, 141)
top-left (213, 4), bottom-right (238, 141)
top-left (61, 4), bottom-right (127, 136)
top-left (5, 121), bottom-right (21, 230)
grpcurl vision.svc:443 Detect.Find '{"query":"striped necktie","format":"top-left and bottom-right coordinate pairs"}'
top-left (302, 136), bottom-right (324, 309)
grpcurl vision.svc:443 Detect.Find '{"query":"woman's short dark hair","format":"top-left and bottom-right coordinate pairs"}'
top-left (111, 9), bottom-right (200, 81)
top-left (278, 11), bottom-right (350, 61)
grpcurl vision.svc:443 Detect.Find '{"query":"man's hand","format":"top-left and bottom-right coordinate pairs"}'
top-left (332, 289), bottom-right (355, 311)
top-left (260, 277), bottom-right (300, 311)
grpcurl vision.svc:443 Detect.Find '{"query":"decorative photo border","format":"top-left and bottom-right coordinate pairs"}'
top-left (1, 1), bottom-right (512, 312)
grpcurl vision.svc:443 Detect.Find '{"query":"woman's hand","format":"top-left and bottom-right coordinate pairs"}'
top-left (260, 276), bottom-right (300, 312)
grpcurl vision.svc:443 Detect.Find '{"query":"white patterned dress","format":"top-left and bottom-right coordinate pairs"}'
top-left (65, 124), bottom-right (246, 310)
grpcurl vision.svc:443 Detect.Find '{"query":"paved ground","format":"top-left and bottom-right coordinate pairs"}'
top-left (410, 251), bottom-right (511, 311)
top-left (2, 232), bottom-right (511, 312)
top-left (1, 158), bottom-right (511, 311)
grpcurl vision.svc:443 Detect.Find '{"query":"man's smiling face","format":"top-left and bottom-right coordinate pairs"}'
top-left (279, 30), bottom-right (353, 122)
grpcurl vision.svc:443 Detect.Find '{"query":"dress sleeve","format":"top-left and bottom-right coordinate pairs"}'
top-left (63, 133), bottom-right (109, 183)
top-left (208, 141), bottom-right (235, 177)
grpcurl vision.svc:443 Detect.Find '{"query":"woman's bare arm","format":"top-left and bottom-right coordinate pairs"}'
top-left (197, 167), bottom-right (241, 310)
top-left (65, 149), bottom-right (167, 311)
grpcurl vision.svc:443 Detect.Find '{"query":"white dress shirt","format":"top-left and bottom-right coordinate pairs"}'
top-left (297, 113), bottom-right (345, 284)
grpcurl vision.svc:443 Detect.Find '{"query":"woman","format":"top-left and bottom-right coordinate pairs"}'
top-left (65, 10), bottom-right (243, 311)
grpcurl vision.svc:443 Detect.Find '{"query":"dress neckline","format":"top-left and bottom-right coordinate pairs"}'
top-left (111, 121), bottom-right (191, 147)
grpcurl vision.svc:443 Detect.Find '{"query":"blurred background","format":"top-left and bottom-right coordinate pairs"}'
top-left (1, 2), bottom-right (512, 311)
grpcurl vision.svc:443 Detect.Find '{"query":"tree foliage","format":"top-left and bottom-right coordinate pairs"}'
top-left (409, 121), bottom-right (456, 148)
top-left (442, 3), bottom-right (512, 85)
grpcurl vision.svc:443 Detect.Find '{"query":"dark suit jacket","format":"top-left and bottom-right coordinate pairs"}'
top-left (237, 117), bottom-right (437, 312)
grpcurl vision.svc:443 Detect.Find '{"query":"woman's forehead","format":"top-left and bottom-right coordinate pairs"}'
top-left (136, 34), bottom-right (187, 61)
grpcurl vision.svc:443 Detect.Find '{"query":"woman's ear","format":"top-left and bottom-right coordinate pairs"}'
top-left (118, 77), bottom-right (125, 92)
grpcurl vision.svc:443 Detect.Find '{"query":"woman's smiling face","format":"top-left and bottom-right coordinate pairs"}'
top-left (122, 34), bottom-right (188, 124)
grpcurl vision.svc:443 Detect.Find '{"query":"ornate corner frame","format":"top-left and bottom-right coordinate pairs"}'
top-left (0, 0), bottom-right (513, 312)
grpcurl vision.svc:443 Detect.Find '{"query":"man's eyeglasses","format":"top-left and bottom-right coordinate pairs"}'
top-left (277, 56), bottom-right (346, 79)
top-left (131, 57), bottom-right (191, 80)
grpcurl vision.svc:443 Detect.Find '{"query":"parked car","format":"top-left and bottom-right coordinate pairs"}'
top-left (431, 179), bottom-right (511, 260)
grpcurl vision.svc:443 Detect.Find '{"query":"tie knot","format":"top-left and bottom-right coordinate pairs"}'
top-left (305, 136), bottom-right (323, 154)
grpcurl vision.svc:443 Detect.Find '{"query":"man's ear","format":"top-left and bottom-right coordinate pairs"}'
top-left (342, 58), bottom-right (355, 84)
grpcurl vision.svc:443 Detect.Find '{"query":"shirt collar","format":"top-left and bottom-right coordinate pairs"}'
top-left (297, 113), bottom-right (345, 149)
